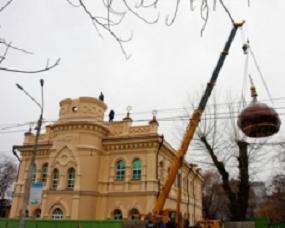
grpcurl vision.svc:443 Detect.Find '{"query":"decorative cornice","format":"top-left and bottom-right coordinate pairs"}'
top-left (103, 141), bottom-right (159, 151)
top-left (105, 191), bottom-right (158, 197)
top-left (103, 135), bottom-right (161, 151)
top-left (14, 144), bottom-right (52, 157)
top-left (21, 150), bottom-right (50, 157)
top-left (42, 190), bottom-right (158, 197)
top-left (51, 121), bottom-right (109, 136)
top-left (103, 134), bottom-right (160, 142)
top-left (39, 190), bottom-right (197, 204)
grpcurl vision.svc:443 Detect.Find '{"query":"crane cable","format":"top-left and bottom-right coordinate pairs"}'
top-left (249, 47), bottom-right (275, 105)
top-left (239, 25), bottom-right (249, 108)
top-left (239, 25), bottom-right (275, 106)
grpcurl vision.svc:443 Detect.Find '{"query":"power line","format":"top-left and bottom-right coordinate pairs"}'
top-left (2, 96), bottom-right (285, 133)
top-left (2, 110), bottom-right (285, 135)
top-left (0, 129), bottom-right (29, 134)
top-left (1, 110), bottom-right (285, 133)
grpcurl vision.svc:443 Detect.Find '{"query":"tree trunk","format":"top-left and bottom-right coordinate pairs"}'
top-left (200, 136), bottom-right (250, 221)
top-left (236, 140), bottom-right (249, 220)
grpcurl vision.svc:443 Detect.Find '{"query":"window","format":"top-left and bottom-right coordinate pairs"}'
top-left (67, 167), bottom-right (76, 190)
top-left (132, 159), bottom-right (141, 180)
top-left (159, 161), bottom-right (164, 181)
top-left (116, 160), bottom-right (125, 181)
top-left (51, 208), bottom-right (63, 220)
top-left (31, 164), bottom-right (36, 183)
top-left (176, 173), bottom-right (182, 189)
top-left (41, 163), bottom-right (48, 183)
top-left (129, 208), bottom-right (139, 220)
top-left (113, 209), bottom-right (122, 220)
top-left (52, 168), bottom-right (59, 190)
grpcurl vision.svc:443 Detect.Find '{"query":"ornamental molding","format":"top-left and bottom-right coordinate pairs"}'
top-left (43, 190), bottom-right (100, 197)
top-left (21, 149), bottom-right (50, 157)
top-left (103, 142), bottom-right (159, 151)
top-left (47, 198), bottom-right (69, 217)
top-left (51, 145), bottom-right (78, 169)
top-left (41, 190), bottom-right (158, 198)
top-left (51, 121), bottom-right (109, 136)
top-left (76, 145), bottom-right (103, 156)
top-left (104, 191), bottom-right (157, 197)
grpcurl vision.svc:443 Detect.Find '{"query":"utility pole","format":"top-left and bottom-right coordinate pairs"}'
top-left (16, 79), bottom-right (44, 228)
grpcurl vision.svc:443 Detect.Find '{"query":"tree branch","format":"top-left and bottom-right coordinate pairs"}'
top-left (165, 0), bottom-right (180, 26)
top-left (135, 0), bottom-right (158, 8)
top-left (122, 0), bottom-right (159, 24)
top-left (0, 0), bottom-right (13, 13)
top-left (78, 0), bottom-right (131, 59)
top-left (200, 0), bottom-right (209, 36)
top-left (0, 58), bottom-right (60, 74)
top-left (0, 39), bottom-right (34, 55)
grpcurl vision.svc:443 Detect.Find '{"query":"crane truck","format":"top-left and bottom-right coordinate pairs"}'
top-left (147, 21), bottom-right (245, 228)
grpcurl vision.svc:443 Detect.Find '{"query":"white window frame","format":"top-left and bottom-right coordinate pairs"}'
top-left (51, 208), bottom-right (64, 220)
top-left (67, 167), bottom-right (75, 190)
top-left (52, 168), bottom-right (59, 190)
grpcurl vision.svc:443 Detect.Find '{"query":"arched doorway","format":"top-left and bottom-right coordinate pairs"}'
top-left (34, 208), bottom-right (41, 218)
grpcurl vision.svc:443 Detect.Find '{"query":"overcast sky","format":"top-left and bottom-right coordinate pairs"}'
top-left (1, 0), bottom-right (285, 180)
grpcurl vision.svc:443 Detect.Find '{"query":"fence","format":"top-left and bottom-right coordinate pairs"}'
top-left (0, 219), bottom-right (124, 228)
top-left (272, 225), bottom-right (285, 228)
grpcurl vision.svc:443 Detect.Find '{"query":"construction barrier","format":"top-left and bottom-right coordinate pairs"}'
top-left (0, 219), bottom-right (124, 228)
top-left (272, 225), bottom-right (285, 228)
top-left (224, 221), bottom-right (255, 228)
top-left (252, 217), bottom-right (271, 228)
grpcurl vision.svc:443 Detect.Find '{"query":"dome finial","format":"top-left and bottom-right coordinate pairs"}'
top-left (249, 75), bottom-right (257, 100)
top-left (123, 105), bottom-right (133, 121)
top-left (149, 110), bottom-right (159, 125)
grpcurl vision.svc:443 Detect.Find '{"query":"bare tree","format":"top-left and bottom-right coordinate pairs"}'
top-left (0, 156), bottom-right (17, 200)
top-left (0, 0), bottom-right (60, 73)
top-left (202, 170), bottom-right (230, 219)
top-left (185, 93), bottom-right (270, 221)
top-left (2, 0), bottom-right (248, 64)
top-left (65, 0), bottom-right (246, 58)
top-left (256, 174), bottom-right (285, 223)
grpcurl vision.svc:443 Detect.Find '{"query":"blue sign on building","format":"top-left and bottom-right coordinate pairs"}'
top-left (30, 182), bottom-right (43, 205)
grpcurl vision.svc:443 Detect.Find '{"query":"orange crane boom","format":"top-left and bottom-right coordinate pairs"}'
top-left (152, 21), bottom-right (245, 217)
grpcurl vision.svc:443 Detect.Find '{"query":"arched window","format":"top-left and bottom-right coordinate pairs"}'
top-left (31, 164), bottom-right (37, 183)
top-left (116, 160), bottom-right (125, 181)
top-left (51, 168), bottom-right (59, 190)
top-left (67, 167), bottom-right (76, 190)
top-left (132, 159), bottom-right (141, 180)
top-left (51, 208), bottom-right (64, 220)
top-left (34, 208), bottom-right (41, 219)
top-left (113, 209), bottom-right (123, 220)
top-left (129, 208), bottom-right (139, 220)
top-left (41, 163), bottom-right (48, 184)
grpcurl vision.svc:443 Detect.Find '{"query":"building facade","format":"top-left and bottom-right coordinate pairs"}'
top-left (10, 97), bottom-right (203, 224)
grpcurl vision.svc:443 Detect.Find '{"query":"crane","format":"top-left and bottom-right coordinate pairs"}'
top-left (149, 21), bottom-right (245, 227)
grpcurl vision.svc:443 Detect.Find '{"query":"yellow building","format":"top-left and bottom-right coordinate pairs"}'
top-left (10, 97), bottom-right (203, 224)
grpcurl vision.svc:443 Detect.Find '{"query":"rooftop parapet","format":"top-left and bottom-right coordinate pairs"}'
top-left (58, 97), bottom-right (107, 122)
